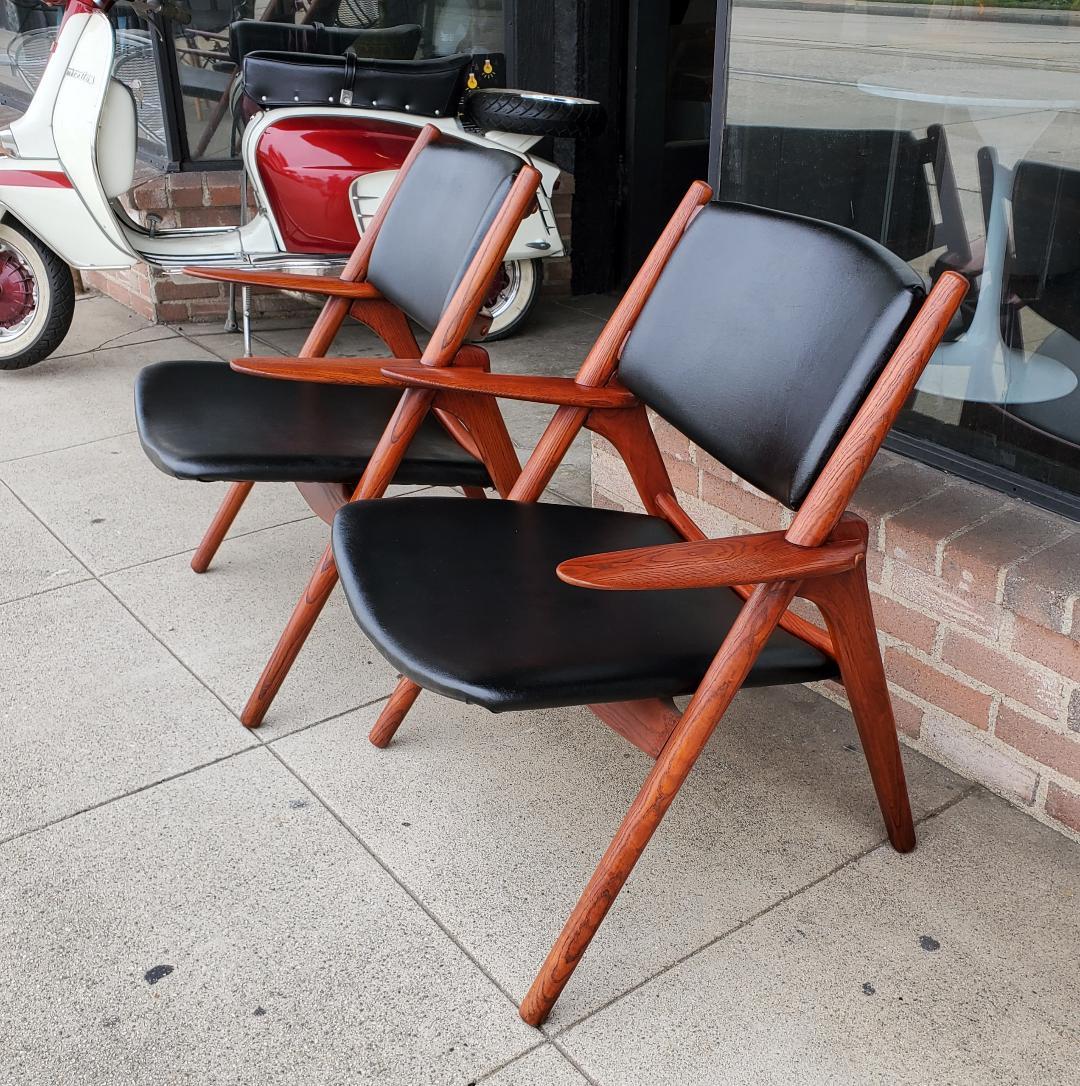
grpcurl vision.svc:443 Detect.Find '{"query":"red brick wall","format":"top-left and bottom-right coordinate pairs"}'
top-left (86, 167), bottom-right (574, 319)
top-left (84, 170), bottom-right (309, 324)
top-left (592, 416), bottom-right (1080, 842)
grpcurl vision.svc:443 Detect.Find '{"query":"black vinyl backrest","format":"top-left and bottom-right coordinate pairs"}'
top-left (365, 139), bottom-right (522, 333)
top-left (619, 203), bottom-right (926, 510)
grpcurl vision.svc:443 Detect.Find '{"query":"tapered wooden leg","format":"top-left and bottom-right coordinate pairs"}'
top-left (240, 543), bottom-right (339, 728)
top-left (191, 481), bottom-right (254, 573)
top-left (241, 388), bottom-right (438, 728)
top-left (519, 582), bottom-right (797, 1026)
top-left (800, 566), bottom-right (916, 853)
top-left (461, 486), bottom-right (487, 499)
top-left (368, 677), bottom-right (422, 747)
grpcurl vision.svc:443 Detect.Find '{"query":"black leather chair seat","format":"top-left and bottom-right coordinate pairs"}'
top-left (135, 361), bottom-right (491, 487)
top-left (334, 497), bottom-right (839, 712)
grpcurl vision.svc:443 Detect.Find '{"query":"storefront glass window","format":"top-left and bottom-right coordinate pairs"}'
top-left (0, 1), bottom-right (167, 158)
top-left (173, 0), bottom-right (504, 161)
top-left (721, 1), bottom-right (1080, 513)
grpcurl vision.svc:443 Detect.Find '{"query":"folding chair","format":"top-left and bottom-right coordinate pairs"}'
top-left (293, 185), bottom-right (966, 1024)
top-left (135, 125), bottom-right (539, 719)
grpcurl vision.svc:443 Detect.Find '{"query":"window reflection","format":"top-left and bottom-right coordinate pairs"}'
top-left (722, 2), bottom-right (1080, 505)
top-left (176, 0), bottom-right (504, 160)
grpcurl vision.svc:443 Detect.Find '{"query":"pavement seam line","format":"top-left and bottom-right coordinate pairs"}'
top-left (0, 745), bottom-right (258, 851)
top-left (470, 1040), bottom-right (550, 1084)
top-left (549, 782), bottom-right (979, 1040)
top-left (1, 463), bottom-right (391, 742)
top-left (262, 742), bottom-right (532, 1022)
top-left (0, 429), bottom-right (139, 466)
top-left (549, 1037), bottom-right (604, 1086)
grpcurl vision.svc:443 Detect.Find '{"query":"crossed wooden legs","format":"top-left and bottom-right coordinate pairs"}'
top-left (367, 559), bottom-right (915, 1026)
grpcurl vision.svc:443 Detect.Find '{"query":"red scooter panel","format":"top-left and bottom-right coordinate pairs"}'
top-left (255, 116), bottom-right (416, 255)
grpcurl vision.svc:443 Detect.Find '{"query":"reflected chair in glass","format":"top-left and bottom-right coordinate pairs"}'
top-left (722, 123), bottom-right (972, 276)
top-left (972, 158), bottom-right (1080, 470)
top-left (300, 188), bottom-right (967, 1024)
top-left (134, 126), bottom-right (537, 721)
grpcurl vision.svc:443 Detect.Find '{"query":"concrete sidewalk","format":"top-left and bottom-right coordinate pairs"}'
top-left (0, 294), bottom-right (1077, 1085)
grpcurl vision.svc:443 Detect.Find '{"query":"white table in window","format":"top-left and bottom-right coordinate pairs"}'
top-left (858, 67), bottom-right (1080, 405)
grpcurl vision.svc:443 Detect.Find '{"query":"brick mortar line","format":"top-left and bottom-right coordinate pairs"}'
top-left (921, 501), bottom-right (1013, 580)
top-left (883, 630), bottom-right (1064, 723)
top-left (548, 783), bottom-right (978, 1042)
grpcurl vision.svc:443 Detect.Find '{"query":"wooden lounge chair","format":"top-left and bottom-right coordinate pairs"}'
top-left (262, 183), bottom-right (967, 1023)
top-left (135, 126), bottom-right (538, 723)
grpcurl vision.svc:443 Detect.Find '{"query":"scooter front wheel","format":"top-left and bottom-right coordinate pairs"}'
top-left (483, 258), bottom-right (543, 341)
top-left (0, 221), bottom-right (75, 371)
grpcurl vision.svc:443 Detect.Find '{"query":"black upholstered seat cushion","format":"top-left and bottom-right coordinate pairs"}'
top-left (334, 497), bottom-right (838, 712)
top-left (135, 361), bottom-right (491, 487)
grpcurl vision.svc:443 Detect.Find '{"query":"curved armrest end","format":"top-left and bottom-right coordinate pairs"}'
top-left (557, 533), bottom-right (864, 591)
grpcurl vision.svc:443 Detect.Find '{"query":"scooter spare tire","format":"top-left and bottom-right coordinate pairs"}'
top-left (464, 89), bottom-right (605, 140)
top-left (0, 221), bottom-right (75, 371)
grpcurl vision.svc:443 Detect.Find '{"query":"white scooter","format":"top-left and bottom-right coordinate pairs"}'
top-left (0, 0), bottom-right (602, 369)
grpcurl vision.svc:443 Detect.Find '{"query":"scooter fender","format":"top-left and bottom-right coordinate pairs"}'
top-left (0, 159), bottom-right (137, 269)
top-left (350, 169), bottom-right (565, 262)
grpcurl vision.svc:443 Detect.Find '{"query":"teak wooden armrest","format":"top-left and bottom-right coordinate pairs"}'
top-left (231, 355), bottom-right (423, 386)
top-left (379, 365), bottom-right (639, 409)
top-left (184, 267), bottom-right (382, 300)
top-left (556, 531), bottom-right (865, 591)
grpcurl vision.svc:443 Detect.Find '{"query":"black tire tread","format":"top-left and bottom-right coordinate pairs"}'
top-left (464, 89), bottom-right (604, 139)
top-left (0, 222), bottom-right (75, 371)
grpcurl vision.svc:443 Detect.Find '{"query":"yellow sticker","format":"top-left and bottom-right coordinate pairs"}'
top-left (483, 58), bottom-right (493, 77)
top-left (467, 72), bottom-right (478, 90)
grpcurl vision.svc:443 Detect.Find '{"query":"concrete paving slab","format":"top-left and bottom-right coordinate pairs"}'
top-left (481, 1045), bottom-right (590, 1085)
top-left (273, 684), bottom-right (966, 1026)
top-left (252, 319), bottom-right (389, 358)
top-left (104, 516), bottom-right (402, 736)
top-left (0, 747), bottom-right (536, 1085)
top-left (0, 432), bottom-right (316, 576)
top-left (560, 789), bottom-right (1080, 1086)
top-left (0, 480), bottom-right (90, 605)
top-left (0, 337), bottom-right (217, 463)
top-left (0, 580), bottom-right (252, 840)
top-left (52, 294), bottom-right (173, 360)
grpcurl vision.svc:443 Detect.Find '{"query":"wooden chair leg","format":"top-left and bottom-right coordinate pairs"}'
top-left (240, 543), bottom-right (339, 728)
top-left (241, 389), bottom-right (438, 728)
top-left (368, 677), bottom-right (423, 747)
top-left (519, 582), bottom-right (796, 1026)
top-left (191, 481), bottom-right (254, 573)
top-left (461, 486), bottom-right (487, 499)
top-left (800, 567), bottom-right (916, 853)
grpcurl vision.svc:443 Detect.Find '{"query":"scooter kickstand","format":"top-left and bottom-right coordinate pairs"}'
top-left (241, 285), bottom-right (253, 356)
